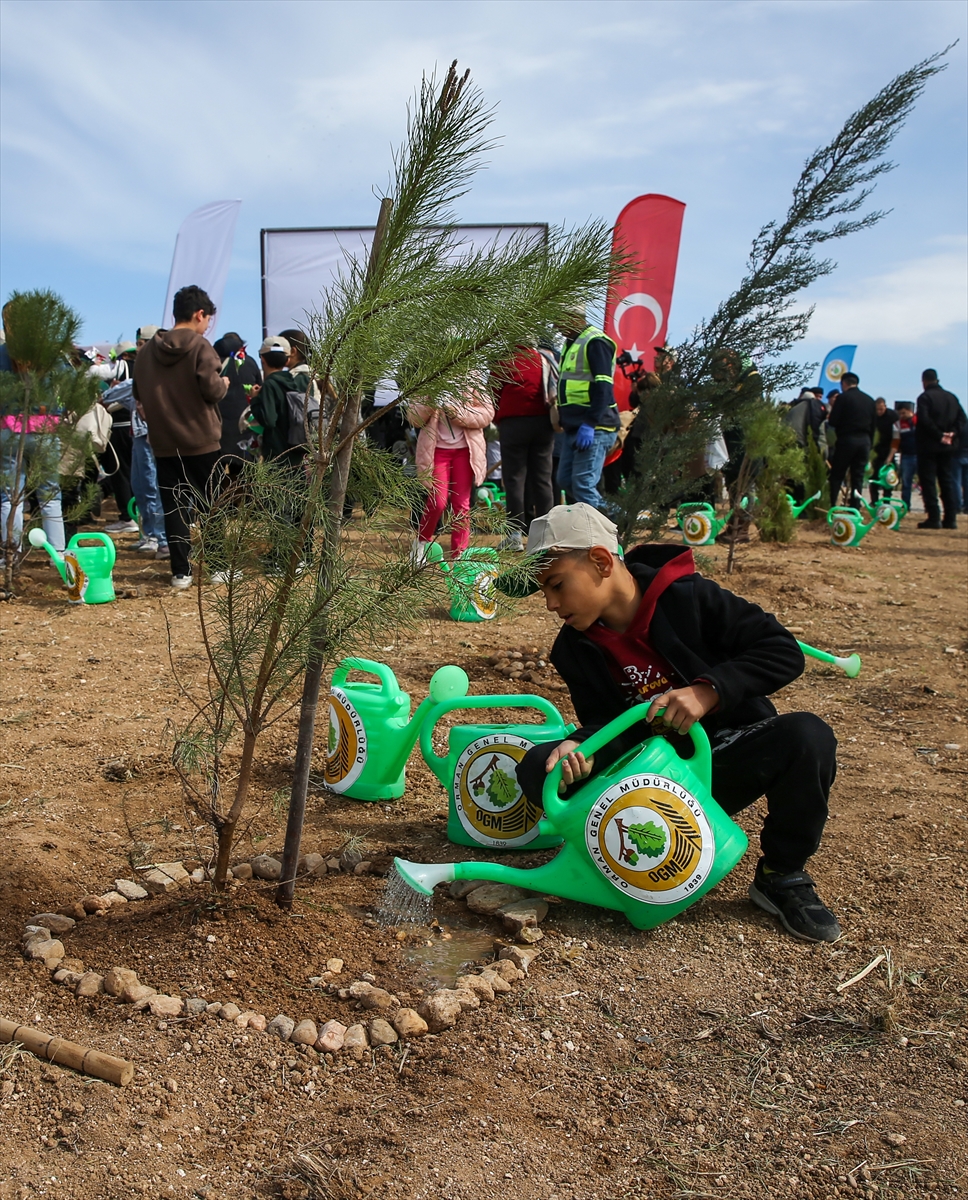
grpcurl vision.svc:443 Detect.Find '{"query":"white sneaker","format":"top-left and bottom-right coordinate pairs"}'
top-left (499, 532), bottom-right (525, 552)
top-left (210, 569), bottom-right (241, 584)
top-left (134, 537), bottom-right (159, 554)
top-left (156, 544), bottom-right (169, 560)
top-left (170, 574), bottom-right (193, 590)
top-left (105, 520), bottom-right (140, 534)
top-left (410, 539), bottom-right (434, 565)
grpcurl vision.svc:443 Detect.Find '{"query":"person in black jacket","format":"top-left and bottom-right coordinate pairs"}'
top-left (502, 503), bottom-right (840, 943)
top-left (915, 369), bottom-right (965, 529)
top-left (827, 372), bottom-right (876, 506)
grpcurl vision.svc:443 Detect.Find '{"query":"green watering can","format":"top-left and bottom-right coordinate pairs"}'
top-left (785, 490), bottom-right (822, 518)
top-left (426, 543), bottom-right (499, 622)
top-left (865, 460), bottom-right (901, 491)
top-left (853, 491), bottom-right (908, 532)
top-left (28, 527), bottom-right (116, 604)
top-left (419, 692), bottom-right (575, 851)
top-left (675, 498), bottom-right (747, 547)
top-left (827, 505), bottom-right (878, 548)
top-left (397, 705), bottom-right (749, 930)
top-left (322, 658), bottom-right (469, 801)
top-left (475, 482), bottom-right (506, 510)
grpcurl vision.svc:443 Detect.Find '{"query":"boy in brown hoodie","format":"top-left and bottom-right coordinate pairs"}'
top-left (133, 285), bottom-right (229, 587)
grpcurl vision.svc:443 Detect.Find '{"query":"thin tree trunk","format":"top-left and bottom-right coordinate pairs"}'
top-left (3, 381), bottom-right (31, 596)
top-left (212, 724), bottom-right (260, 888)
top-left (276, 197), bottom-right (393, 908)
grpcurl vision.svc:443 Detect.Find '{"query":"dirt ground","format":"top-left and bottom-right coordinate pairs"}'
top-left (1, 509), bottom-right (966, 1200)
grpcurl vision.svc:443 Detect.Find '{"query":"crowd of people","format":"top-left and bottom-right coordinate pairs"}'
top-left (2, 285), bottom-right (966, 587)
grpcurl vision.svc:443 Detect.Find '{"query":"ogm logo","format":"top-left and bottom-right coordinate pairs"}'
top-left (824, 359), bottom-right (848, 384)
top-left (454, 733), bottom-right (542, 847)
top-left (585, 774), bottom-right (714, 904)
top-left (471, 568), bottom-right (498, 620)
top-left (324, 687), bottom-right (367, 792)
top-left (63, 552), bottom-right (87, 604)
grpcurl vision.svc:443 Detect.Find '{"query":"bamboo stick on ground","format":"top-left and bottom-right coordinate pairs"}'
top-left (0, 1017), bottom-right (134, 1086)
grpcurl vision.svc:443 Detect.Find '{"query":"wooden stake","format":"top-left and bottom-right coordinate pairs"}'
top-left (0, 1017), bottom-right (134, 1086)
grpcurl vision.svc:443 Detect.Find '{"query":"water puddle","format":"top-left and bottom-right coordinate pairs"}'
top-left (377, 866), bottom-right (496, 987)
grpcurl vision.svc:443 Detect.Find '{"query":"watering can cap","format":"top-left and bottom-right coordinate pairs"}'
top-left (496, 504), bottom-right (621, 598)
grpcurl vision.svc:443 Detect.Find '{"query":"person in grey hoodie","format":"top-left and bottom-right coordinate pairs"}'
top-left (133, 285), bottom-right (228, 587)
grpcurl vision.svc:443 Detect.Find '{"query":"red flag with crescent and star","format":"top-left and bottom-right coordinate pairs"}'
top-left (604, 193), bottom-right (686, 412)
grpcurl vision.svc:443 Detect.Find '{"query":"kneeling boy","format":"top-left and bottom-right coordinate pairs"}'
top-left (502, 503), bottom-right (840, 943)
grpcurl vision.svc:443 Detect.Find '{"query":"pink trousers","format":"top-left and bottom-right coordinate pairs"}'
top-left (418, 446), bottom-right (473, 557)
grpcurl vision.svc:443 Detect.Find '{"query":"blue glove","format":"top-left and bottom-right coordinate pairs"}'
top-left (574, 423), bottom-right (596, 451)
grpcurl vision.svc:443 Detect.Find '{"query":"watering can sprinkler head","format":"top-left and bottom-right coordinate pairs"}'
top-left (28, 527), bottom-right (56, 552)
top-left (429, 665), bottom-right (469, 703)
top-left (394, 858), bottom-right (455, 897)
top-left (797, 640), bottom-right (862, 678)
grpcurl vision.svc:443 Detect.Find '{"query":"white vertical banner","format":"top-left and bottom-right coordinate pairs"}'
top-left (163, 200), bottom-right (242, 339)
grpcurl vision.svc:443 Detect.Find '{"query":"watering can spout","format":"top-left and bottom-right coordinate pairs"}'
top-left (393, 854), bottom-right (576, 899)
top-left (394, 858), bottom-right (456, 897)
top-left (27, 527), bottom-right (68, 584)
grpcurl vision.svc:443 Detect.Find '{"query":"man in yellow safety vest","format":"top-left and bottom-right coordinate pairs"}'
top-left (556, 309), bottom-right (620, 510)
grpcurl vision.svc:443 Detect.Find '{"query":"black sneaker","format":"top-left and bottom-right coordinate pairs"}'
top-left (942, 520), bottom-right (958, 530)
top-left (917, 518), bottom-right (941, 529)
top-left (749, 860), bottom-right (841, 943)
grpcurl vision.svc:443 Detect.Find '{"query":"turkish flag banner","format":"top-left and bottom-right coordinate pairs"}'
top-left (604, 194), bottom-right (686, 410)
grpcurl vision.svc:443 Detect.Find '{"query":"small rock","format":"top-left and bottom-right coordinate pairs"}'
top-left (325, 857), bottom-right (341, 873)
top-left (30, 913), bottom-right (75, 935)
top-left (75, 972), bottom-right (104, 998)
top-left (250, 855), bottom-right (283, 881)
top-left (291, 1019), bottom-right (318, 1046)
top-left (342, 1023), bottom-right (368, 1059)
top-left (190, 868), bottom-right (206, 884)
top-left (450, 988), bottom-right (481, 1012)
top-left (140, 869), bottom-right (180, 895)
top-left (498, 899), bottom-right (548, 933)
top-left (448, 879), bottom-right (489, 900)
top-left (219, 1003), bottom-right (242, 1022)
top-left (52, 969), bottom-right (84, 988)
top-left (348, 982), bottom-right (397, 1013)
top-left (185, 998), bottom-right (208, 1016)
top-left (25, 939), bottom-right (65, 969)
top-left (267, 1014), bottom-right (296, 1041)
top-left (247, 1013), bottom-right (267, 1031)
top-left (316, 1020), bottom-right (347, 1053)
top-left (165, 1079), bottom-right (178, 1094)
top-left (120, 983), bottom-right (157, 1004)
top-left (516, 926), bottom-right (544, 945)
top-left (114, 879), bottom-right (148, 901)
top-left (369, 1018), bottom-right (398, 1047)
top-left (68, 902), bottom-right (88, 921)
top-left (455, 974), bottom-right (495, 1002)
top-left (22, 926), bottom-right (51, 945)
top-left (206, 1003), bottom-right (223, 1016)
top-left (392, 1008), bottom-right (428, 1039)
top-left (883, 1132), bottom-right (907, 1148)
top-left (418, 991), bottom-right (463, 1032)
top-left (148, 995), bottom-right (184, 1018)
top-left (478, 969), bottom-right (512, 994)
top-left (298, 852), bottom-right (325, 876)
top-left (80, 895), bottom-right (105, 914)
top-left (353, 861), bottom-right (372, 876)
top-left (231, 862), bottom-right (254, 881)
top-left (465, 883), bottom-right (530, 916)
top-left (103, 966), bottom-right (140, 997)
top-left (488, 959), bottom-right (524, 982)
top-left (326, 958), bottom-right (344, 975)
top-left (100, 891), bottom-right (129, 908)
top-left (340, 847), bottom-right (363, 872)
top-left (60, 957), bottom-right (85, 974)
top-left (498, 945), bottom-right (540, 975)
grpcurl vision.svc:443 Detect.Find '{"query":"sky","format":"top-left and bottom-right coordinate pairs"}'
top-left (1, 0), bottom-right (966, 404)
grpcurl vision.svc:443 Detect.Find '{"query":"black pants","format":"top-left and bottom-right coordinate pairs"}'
top-left (518, 712), bottom-right (836, 875)
top-left (498, 414), bottom-right (555, 533)
top-left (828, 433), bottom-right (870, 507)
top-left (101, 422), bottom-right (134, 520)
top-left (155, 450), bottom-right (223, 578)
top-left (917, 448), bottom-right (958, 524)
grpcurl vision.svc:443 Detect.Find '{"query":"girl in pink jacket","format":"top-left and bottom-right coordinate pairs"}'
top-left (409, 390), bottom-right (495, 559)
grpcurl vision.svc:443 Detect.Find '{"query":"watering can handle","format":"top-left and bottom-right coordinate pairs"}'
top-left (540, 705), bottom-right (713, 824)
top-left (418, 693), bottom-right (567, 781)
top-left (69, 532), bottom-right (116, 570)
top-left (330, 657), bottom-right (401, 695)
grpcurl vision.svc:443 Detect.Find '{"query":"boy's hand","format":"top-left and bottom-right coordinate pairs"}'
top-left (645, 683), bottom-right (718, 734)
top-left (545, 739), bottom-right (595, 795)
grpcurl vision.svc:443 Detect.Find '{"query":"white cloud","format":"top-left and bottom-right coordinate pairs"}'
top-left (806, 239), bottom-right (968, 345)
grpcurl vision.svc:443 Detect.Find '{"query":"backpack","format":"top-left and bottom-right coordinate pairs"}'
top-left (286, 378), bottom-right (320, 447)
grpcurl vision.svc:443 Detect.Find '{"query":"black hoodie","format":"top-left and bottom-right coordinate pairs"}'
top-left (549, 544), bottom-right (804, 771)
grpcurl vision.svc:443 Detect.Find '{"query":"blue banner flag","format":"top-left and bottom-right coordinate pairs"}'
top-left (818, 345), bottom-right (857, 391)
